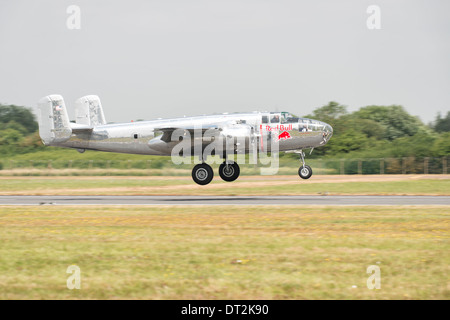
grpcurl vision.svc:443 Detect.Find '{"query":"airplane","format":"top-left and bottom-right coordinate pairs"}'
top-left (37, 94), bottom-right (333, 185)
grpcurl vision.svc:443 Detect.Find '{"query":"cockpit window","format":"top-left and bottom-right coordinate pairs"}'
top-left (281, 112), bottom-right (298, 123)
top-left (270, 114), bottom-right (280, 123)
top-left (298, 118), bottom-right (325, 132)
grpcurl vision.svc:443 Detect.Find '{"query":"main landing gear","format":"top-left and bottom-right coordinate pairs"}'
top-left (297, 150), bottom-right (313, 179)
top-left (191, 161), bottom-right (241, 185)
top-left (218, 161), bottom-right (240, 182)
top-left (192, 163), bottom-right (214, 185)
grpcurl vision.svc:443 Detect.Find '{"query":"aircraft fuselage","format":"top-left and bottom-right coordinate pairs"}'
top-left (53, 112), bottom-right (333, 156)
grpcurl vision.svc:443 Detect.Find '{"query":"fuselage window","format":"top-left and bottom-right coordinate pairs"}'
top-left (262, 116), bottom-right (269, 124)
top-left (270, 115), bottom-right (280, 123)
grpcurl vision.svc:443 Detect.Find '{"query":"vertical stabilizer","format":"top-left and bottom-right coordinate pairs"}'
top-left (37, 95), bottom-right (72, 145)
top-left (75, 95), bottom-right (106, 126)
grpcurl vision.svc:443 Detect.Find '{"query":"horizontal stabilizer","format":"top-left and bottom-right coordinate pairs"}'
top-left (70, 123), bottom-right (94, 134)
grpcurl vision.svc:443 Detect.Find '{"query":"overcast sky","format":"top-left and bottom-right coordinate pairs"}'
top-left (0, 0), bottom-right (449, 123)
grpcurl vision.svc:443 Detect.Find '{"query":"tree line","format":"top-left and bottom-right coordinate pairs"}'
top-left (0, 102), bottom-right (449, 159)
top-left (304, 102), bottom-right (450, 159)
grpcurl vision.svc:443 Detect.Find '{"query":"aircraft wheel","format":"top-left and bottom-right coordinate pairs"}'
top-left (192, 164), bottom-right (214, 185)
top-left (298, 165), bottom-right (313, 179)
top-left (219, 161), bottom-right (240, 182)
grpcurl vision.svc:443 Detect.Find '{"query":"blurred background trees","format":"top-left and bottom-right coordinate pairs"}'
top-left (0, 104), bottom-right (44, 155)
top-left (432, 111), bottom-right (450, 133)
top-left (0, 101), bottom-right (448, 160)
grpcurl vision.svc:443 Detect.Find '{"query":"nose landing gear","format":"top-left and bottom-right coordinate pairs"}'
top-left (298, 165), bottom-right (313, 179)
top-left (297, 150), bottom-right (313, 179)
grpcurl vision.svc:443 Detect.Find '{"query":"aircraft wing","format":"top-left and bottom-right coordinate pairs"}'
top-left (154, 124), bottom-right (221, 143)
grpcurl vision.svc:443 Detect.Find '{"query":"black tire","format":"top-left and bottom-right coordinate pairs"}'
top-left (192, 164), bottom-right (214, 185)
top-left (298, 165), bottom-right (313, 179)
top-left (219, 161), bottom-right (240, 182)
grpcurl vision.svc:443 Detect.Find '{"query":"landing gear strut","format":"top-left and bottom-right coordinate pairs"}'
top-left (297, 150), bottom-right (313, 179)
top-left (192, 163), bottom-right (214, 185)
top-left (218, 161), bottom-right (240, 182)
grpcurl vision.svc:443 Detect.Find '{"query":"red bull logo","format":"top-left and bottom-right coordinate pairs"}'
top-left (260, 124), bottom-right (293, 132)
top-left (278, 131), bottom-right (292, 141)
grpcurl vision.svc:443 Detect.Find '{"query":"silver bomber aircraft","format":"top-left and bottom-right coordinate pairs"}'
top-left (37, 95), bottom-right (333, 185)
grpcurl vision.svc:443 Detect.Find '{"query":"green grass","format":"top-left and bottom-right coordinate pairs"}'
top-left (0, 206), bottom-right (448, 299)
top-left (0, 177), bottom-right (448, 195)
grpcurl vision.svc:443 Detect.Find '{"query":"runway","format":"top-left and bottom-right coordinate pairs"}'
top-left (0, 195), bottom-right (449, 206)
